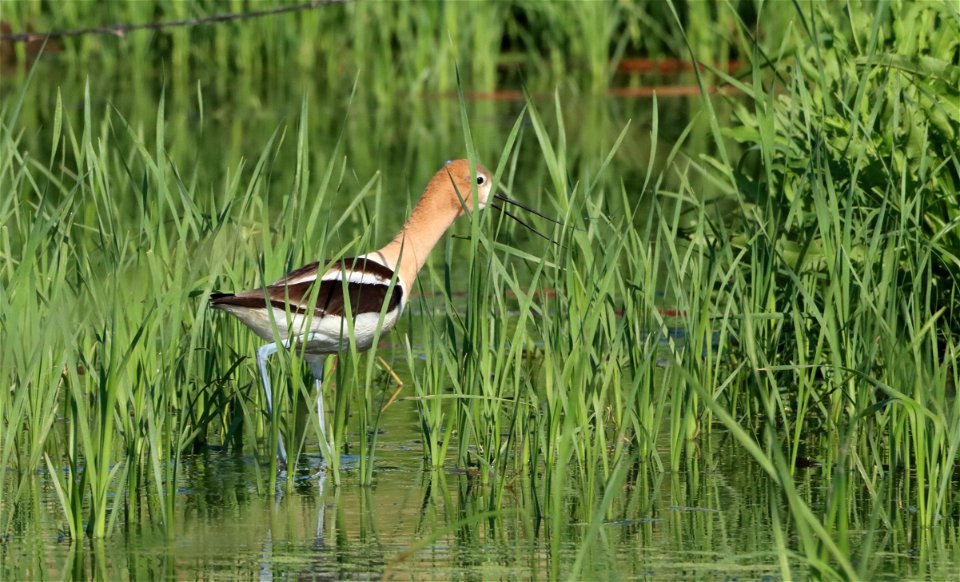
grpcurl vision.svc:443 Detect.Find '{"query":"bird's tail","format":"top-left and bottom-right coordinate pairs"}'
top-left (209, 292), bottom-right (235, 308)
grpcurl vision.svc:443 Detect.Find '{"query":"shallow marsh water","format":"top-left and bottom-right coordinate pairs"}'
top-left (9, 403), bottom-right (956, 580)
top-left (5, 398), bottom-right (798, 580)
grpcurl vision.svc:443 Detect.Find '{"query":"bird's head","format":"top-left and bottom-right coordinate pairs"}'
top-left (428, 159), bottom-right (494, 216)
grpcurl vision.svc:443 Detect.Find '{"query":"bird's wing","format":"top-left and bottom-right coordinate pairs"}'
top-left (212, 257), bottom-right (403, 317)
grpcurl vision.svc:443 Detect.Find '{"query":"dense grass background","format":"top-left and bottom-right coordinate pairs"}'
top-left (2, 0), bottom-right (959, 579)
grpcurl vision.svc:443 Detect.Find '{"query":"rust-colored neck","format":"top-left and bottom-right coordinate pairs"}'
top-left (376, 175), bottom-right (462, 289)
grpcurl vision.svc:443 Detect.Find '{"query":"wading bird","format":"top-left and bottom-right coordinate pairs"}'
top-left (210, 159), bottom-right (554, 465)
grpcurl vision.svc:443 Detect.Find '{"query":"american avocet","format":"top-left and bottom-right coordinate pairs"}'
top-left (211, 159), bottom-right (546, 464)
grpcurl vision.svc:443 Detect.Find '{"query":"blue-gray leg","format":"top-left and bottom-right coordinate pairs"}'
top-left (256, 334), bottom-right (329, 467)
top-left (305, 354), bottom-right (331, 461)
top-left (256, 341), bottom-right (288, 464)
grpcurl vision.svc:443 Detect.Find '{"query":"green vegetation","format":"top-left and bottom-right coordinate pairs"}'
top-left (1, 0), bottom-right (959, 579)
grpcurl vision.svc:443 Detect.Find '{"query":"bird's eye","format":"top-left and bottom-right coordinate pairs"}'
top-left (477, 175), bottom-right (486, 185)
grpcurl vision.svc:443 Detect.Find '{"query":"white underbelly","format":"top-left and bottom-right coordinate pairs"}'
top-left (218, 304), bottom-right (403, 353)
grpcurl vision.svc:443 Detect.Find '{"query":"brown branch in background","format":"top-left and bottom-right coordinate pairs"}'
top-left (0, 0), bottom-right (345, 43)
top-left (617, 58), bottom-right (744, 75)
top-left (456, 84), bottom-right (739, 101)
